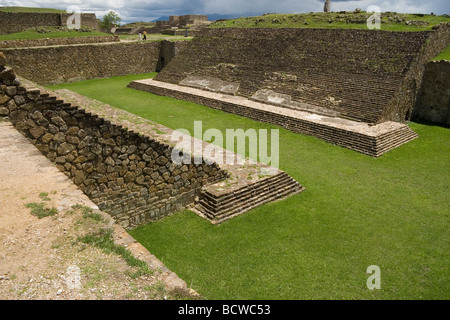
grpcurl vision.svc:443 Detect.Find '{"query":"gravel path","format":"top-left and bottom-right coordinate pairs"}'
top-left (0, 121), bottom-right (195, 300)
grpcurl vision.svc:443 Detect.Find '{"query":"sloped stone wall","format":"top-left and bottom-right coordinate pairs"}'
top-left (155, 27), bottom-right (444, 124)
top-left (0, 11), bottom-right (99, 35)
top-left (0, 53), bottom-right (227, 229)
top-left (381, 23), bottom-right (450, 123)
top-left (413, 60), bottom-right (450, 125)
top-left (2, 42), bottom-right (162, 85)
top-left (2, 40), bottom-right (188, 85)
top-left (0, 35), bottom-right (119, 48)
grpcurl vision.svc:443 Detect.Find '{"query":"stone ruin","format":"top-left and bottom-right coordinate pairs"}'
top-left (1, 18), bottom-right (449, 228)
top-left (130, 24), bottom-right (450, 157)
top-left (0, 11), bottom-right (100, 35)
top-left (156, 15), bottom-right (210, 28)
top-left (0, 51), bottom-right (303, 227)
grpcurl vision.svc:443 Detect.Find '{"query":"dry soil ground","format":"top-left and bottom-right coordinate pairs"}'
top-left (0, 121), bottom-right (195, 300)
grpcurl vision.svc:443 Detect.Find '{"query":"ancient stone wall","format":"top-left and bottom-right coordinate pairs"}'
top-left (0, 11), bottom-right (100, 35)
top-left (0, 12), bottom-right (61, 34)
top-left (60, 13), bottom-right (100, 31)
top-left (0, 53), bottom-right (227, 229)
top-left (413, 60), bottom-right (450, 125)
top-left (2, 42), bottom-right (162, 85)
top-left (0, 35), bottom-right (119, 48)
top-left (381, 23), bottom-right (450, 122)
top-left (155, 27), bottom-right (436, 124)
top-left (2, 41), bottom-right (187, 85)
top-left (156, 15), bottom-right (208, 27)
top-left (156, 40), bottom-right (190, 72)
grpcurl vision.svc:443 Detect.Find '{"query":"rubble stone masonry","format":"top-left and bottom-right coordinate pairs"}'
top-left (0, 52), bottom-right (227, 229)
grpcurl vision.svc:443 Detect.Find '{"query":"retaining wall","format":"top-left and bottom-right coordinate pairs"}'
top-left (0, 35), bottom-right (120, 48)
top-left (0, 55), bottom-right (227, 229)
top-left (413, 60), bottom-right (450, 125)
top-left (0, 11), bottom-right (99, 35)
top-left (2, 41), bottom-right (188, 85)
top-left (155, 26), bottom-right (450, 124)
top-left (382, 23), bottom-right (450, 123)
top-left (2, 42), bottom-right (161, 85)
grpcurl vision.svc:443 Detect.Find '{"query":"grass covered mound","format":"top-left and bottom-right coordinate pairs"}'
top-left (48, 73), bottom-right (450, 300)
top-left (0, 6), bottom-right (66, 13)
top-left (211, 11), bottom-right (450, 31)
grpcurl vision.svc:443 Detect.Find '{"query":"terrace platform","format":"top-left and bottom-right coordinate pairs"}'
top-left (128, 79), bottom-right (419, 157)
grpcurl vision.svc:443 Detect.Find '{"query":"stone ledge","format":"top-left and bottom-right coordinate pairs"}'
top-left (0, 35), bottom-right (120, 49)
top-left (54, 87), bottom-right (304, 224)
top-left (128, 79), bottom-right (419, 158)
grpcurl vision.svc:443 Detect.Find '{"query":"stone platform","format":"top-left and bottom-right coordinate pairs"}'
top-left (52, 88), bottom-right (304, 225)
top-left (128, 79), bottom-right (419, 157)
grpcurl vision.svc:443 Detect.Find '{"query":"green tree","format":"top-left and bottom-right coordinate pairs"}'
top-left (101, 10), bottom-right (122, 30)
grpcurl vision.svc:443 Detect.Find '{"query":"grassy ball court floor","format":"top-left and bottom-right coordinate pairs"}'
top-left (48, 73), bottom-right (449, 300)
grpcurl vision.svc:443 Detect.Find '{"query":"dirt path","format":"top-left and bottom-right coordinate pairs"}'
top-left (0, 121), bottom-right (194, 300)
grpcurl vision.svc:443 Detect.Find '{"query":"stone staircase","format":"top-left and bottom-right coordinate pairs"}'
top-left (128, 79), bottom-right (419, 158)
top-left (192, 171), bottom-right (304, 224)
top-left (374, 125), bottom-right (419, 157)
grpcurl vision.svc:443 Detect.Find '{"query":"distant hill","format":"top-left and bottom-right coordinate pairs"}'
top-left (152, 12), bottom-right (263, 22)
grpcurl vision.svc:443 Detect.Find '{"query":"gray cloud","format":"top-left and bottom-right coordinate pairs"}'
top-left (2, 0), bottom-right (449, 23)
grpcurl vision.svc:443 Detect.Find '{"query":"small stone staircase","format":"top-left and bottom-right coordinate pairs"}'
top-left (373, 126), bottom-right (419, 157)
top-left (193, 170), bottom-right (304, 224)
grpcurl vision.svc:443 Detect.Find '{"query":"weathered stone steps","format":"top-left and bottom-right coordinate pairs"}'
top-left (201, 171), bottom-right (295, 205)
top-left (128, 79), bottom-right (418, 158)
top-left (374, 126), bottom-right (419, 157)
top-left (194, 171), bottom-right (303, 223)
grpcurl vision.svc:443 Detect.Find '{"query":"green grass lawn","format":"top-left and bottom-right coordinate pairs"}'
top-left (48, 73), bottom-right (450, 300)
top-left (433, 44), bottom-right (450, 61)
top-left (210, 12), bottom-right (450, 31)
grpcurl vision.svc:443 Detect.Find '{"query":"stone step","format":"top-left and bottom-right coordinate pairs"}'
top-left (128, 80), bottom-right (419, 158)
top-left (198, 175), bottom-right (300, 212)
top-left (200, 175), bottom-right (298, 211)
top-left (202, 171), bottom-right (294, 204)
top-left (196, 181), bottom-right (304, 223)
top-left (198, 180), bottom-right (300, 216)
top-left (195, 173), bottom-right (303, 222)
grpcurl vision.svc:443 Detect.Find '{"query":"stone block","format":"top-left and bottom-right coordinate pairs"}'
top-left (0, 93), bottom-right (10, 104)
top-left (29, 126), bottom-right (46, 139)
top-left (0, 67), bottom-right (16, 81)
top-left (0, 52), bottom-right (6, 67)
top-left (0, 106), bottom-right (9, 116)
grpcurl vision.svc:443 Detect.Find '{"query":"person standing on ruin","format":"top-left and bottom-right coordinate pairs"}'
top-left (143, 30), bottom-right (147, 40)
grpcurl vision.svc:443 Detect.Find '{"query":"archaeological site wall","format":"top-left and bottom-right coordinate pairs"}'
top-left (2, 40), bottom-right (188, 85)
top-left (0, 35), bottom-right (120, 49)
top-left (0, 54), bottom-right (227, 228)
top-left (413, 60), bottom-right (450, 125)
top-left (0, 11), bottom-right (99, 35)
top-left (156, 40), bottom-right (190, 72)
top-left (155, 26), bottom-right (449, 124)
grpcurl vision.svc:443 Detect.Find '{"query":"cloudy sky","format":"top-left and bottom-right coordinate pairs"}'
top-left (1, 0), bottom-right (449, 23)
